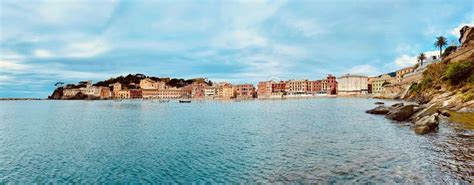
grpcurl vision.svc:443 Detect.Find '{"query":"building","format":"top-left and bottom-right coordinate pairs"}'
top-left (257, 81), bottom-right (272, 98)
top-left (285, 79), bottom-right (308, 94)
top-left (307, 80), bottom-right (322, 93)
top-left (183, 83), bottom-right (207, 99)
top-left (326, 74), bottom-right (338, 95)
top-left (204, 86), bottom-right (217, 98)
top-left (216, 83), bottom-right (234, 99)
top-left (63, 88), bottom-right (80, 97)
top-left (337, 74), bottom-right (368, 95)
top-left (99, 87), bottom-right (112, 99)
top-left (396, 66), bottom-right (415, 84)
top-left (116, 90), bottom-right (130, 99)
top-left (129, 89), bottom-right (142, 99)
top-left (142, 88), bottom-right (184, 99)
top-left (112, 82), bottom-right (122, 92)
top-left (235, 84), bottom-right (255, 99)
top-left (371, 74), bottom-right (396, 94)
top-left (139, 78), bottom-right (165, 89)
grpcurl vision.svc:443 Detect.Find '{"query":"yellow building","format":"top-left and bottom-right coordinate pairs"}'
top-left (371, 74), bottom-right (396, 94)
top-left (116, 90), bottom-right (130, 99)
top-left (396, 67), bottom-right (415, 83)
top-left (285, 79), bottom-right (308, 94)
top-left (139, 78), bottom-right (165, 89)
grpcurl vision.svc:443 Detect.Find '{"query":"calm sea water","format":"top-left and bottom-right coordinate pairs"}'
top-left (0, 98), bottom-right (472, 183)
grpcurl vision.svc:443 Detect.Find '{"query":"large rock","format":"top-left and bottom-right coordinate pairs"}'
top-left (366, 106), bottom-right (390, 115)
top-left (414, 113), bottom-right (439, 135)
top-left (410, 103), bottom-right (438, 122)
top-left (391, 103), bottom-right (404, 108)
top-left (386, 104), bottom-right (416, 121)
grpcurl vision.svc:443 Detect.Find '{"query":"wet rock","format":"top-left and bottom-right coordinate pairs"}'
top-left (439, 110), bottom-right (451, 117)
top-left (386, 104), bottom-right (416, 121)
top-left (366, 106), bottom-right (390, 115)
top-left (391, 103), bottom-right (404, 108)
top-left (410, 103), bottom-right (438, 122)
top-left (374, 102), bottom-right (385, 105)
top-left (414, 113), bottom-right (439, 135)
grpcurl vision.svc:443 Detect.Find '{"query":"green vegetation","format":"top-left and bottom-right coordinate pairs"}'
top-left (409, 59), bottom-right (474, 102)
top-left (93, 73), bottom-right (213, 89)
top-left (444, 61), bottom-right (474, 85)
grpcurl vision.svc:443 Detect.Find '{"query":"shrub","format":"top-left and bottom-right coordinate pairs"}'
top-left (444, 61), bottom-right (474, 85)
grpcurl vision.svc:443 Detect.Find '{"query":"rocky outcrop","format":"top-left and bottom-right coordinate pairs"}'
top-left (365, 106), bottom-right (390, 114)
top-left (414, 113), bottom-right (439, 135)
top-left (386, 104), bottom-right (416, 121)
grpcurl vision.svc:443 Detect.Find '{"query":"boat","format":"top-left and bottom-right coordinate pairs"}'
top-left (159, 100), bottom-right (170, 103)
top-left (179, 100), bottom-right (191, 103)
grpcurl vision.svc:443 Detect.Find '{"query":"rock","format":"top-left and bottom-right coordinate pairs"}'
top-left (366, 106), bottom-right (390, 115)
top-left (391, 103), bottom-right (404, 108)
top-left (386, 104), bottom-right (416, 121)
top-left (374, 102), bottom-right (385, 105)
top-left (414, 113), bottom-right (439, 135)
top-left (410, 103), bottom-right (438, 122)
top-left (439, 110), bottom-right (451, 117)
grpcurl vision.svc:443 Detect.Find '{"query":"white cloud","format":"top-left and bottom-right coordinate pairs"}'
top-left (450, 21), bottom-right (474, 37)
top-left (65, 39), bottom-right (109, 58)
top-left (347, 64), bottom-right (379, 76)
top-left (282, 17), bottom-right (327, 38)
top-left (34, 49), bottom-right (54, 58)
top-left (392, 50), bottom-right (439, 68)
top-left (0, 60), bottom-right (29, 71)
top-left (213, 30), bottom-right (268, 49)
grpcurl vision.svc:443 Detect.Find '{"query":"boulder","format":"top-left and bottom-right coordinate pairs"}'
top-left (410, 103), bottom-right (438, 122)
top-left (386, 104), bottom-right (416, 121)
top-left (374, 102), bottom-right (385, 105)
top-left (391, 103), bottom-right (404, 108)
top-left (366, 106), bottom-right (390, 115)
top-left (414, 113), bottom-right (439, 135)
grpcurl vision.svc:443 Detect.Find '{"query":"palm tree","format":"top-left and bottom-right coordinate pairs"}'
top-left (417, 53), bottom-right (426, 67)
top-left (434, 36), bottom-right (447, 59)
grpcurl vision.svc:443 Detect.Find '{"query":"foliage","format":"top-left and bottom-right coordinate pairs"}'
top-left (442, 46), bottom-right (457, 58)
top-left (444, 61), bottom-right (474, 85)
top-left (434, 36), bottom-right (447, 57)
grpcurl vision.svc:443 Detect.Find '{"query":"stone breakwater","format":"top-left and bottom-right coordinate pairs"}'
top-left (366, 102), bottom-right (453, 135)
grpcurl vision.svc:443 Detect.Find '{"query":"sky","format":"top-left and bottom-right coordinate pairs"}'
top-left (0, 0), bottom-right (473, 98)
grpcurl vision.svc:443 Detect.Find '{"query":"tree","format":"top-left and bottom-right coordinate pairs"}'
top-left (54, 82), bottom-right (64, 87)
top-left (434, 36), bottom-right (447, 59)
top-left (417, 53), bottom-right (426, 67)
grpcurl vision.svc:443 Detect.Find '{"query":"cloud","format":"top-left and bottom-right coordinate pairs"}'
top-left (213, 30), bottom-right (268, 49)
top-left (450, 21), bottom-right (474, 38)
top-left (346, 64), bottom-right (380, 76)
top-left (34, 49), bottom-right (53, 58)
top-left (392, 50), bottom-right (439, 68)
top-left (0, 60), bottom-right (29, 71)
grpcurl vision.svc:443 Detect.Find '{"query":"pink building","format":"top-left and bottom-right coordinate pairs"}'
top-left (235, 84), bottom-right (255, 99)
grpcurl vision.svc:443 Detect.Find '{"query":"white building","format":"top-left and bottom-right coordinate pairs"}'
top-left (337, 74), bottom-right (368, 95)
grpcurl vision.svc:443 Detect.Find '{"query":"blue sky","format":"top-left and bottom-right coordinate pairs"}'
top-left (1, 0), bottom-right (473, 98)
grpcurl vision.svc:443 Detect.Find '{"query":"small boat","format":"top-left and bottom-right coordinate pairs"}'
top-left (179, 100), bottom-right (191, 103)
top-left (159, 100), bottom-right (170, 103)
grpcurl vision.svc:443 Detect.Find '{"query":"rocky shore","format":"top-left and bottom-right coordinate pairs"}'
top-left (366, 102), bottom-right (453, 135)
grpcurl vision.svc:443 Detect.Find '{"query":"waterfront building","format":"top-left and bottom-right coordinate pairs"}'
top-left (79, 81), bottom-right (100, 97)
top-left (326, 74), bottom-right (338, 95)
top-left (140, 78), bottom-right (165, 89)
top-left (337, 74), bottom-right (368, 95)
top-left (396, 66), bottom-right (415, 83)
top-left (257, 81), bottom-right (272, 98)
top-left (116, 90), bottom-right (130, 99)
top-left (183, 83), bottom-right (207, 99)
top-left (307, 80), bottom-right (322, 93)
top-left (113, 82), bottom-right (122, 92)
top-left (99, 87), bottom-right (112, 99)
top-left (142, 88), bottom-right (184, 99)
top-left (204, 86), bottom-right (217, 98)
top-left (235, 84), bottom-right (255, 99)
top-left (216, 83), bottom-right (234, 99)
top-left (371, 74), bottom-right (396, 94)
top-left (129, 89), bottom-right (142, 99)
top-left (285, 79), bottom-right (308, 94)
top-left (63, 88), bottom-right (80, 97)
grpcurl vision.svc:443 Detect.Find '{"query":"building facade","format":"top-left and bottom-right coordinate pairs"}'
top-left (371, 74), bottom-right (396, 94)
top-left (285, 80), bottom-right (308, 94)
top-left (235, 84), bottom-right (255, 99)
top-left (396, 67), bottom-right (415, 84)
top-left (337, 74), bottom-right (368, 95)
top-left (140, 78), bottom-right (165, 89)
